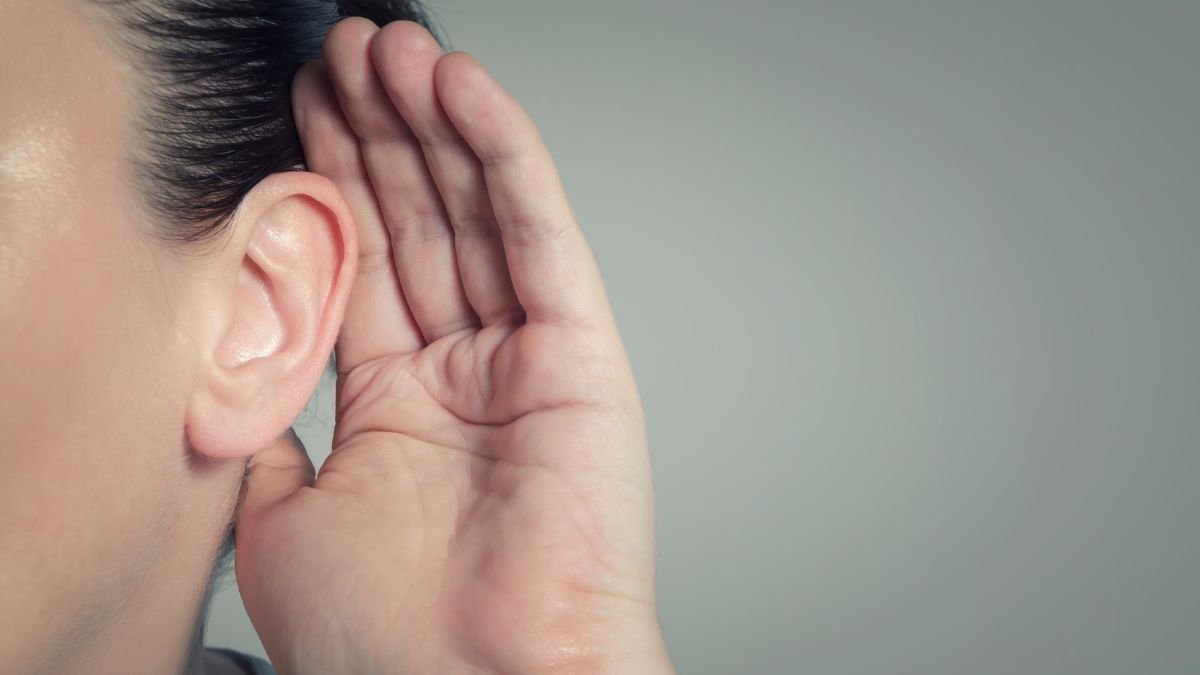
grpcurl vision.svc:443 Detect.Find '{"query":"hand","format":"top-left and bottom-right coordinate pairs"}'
top-left (233, 18), bottom-right (673, 675)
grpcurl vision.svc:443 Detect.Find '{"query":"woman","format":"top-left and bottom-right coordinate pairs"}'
top-left (0, 1), bottom-right (672, 673)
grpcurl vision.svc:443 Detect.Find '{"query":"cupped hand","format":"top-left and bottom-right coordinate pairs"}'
top-left (232, 18), bottom-right (671, 675)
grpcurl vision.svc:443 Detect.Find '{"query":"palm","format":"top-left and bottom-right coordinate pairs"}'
top-left (233, 19), bottom-right (662, 675)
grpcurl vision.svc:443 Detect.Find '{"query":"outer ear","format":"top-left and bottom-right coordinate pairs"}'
top-left (184, 171), bottom-right (357, 460)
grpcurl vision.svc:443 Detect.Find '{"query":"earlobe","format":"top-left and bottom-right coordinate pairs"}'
top-left (184, 172), bottom-right (357, 461)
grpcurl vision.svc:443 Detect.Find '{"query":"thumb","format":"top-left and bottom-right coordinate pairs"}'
top-left (235, 427), bottom-right (315, 541)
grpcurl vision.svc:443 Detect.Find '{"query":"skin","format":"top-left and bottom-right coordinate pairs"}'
top-left (0, 2), bottom-right (228, 672)
top-left (234, 19), bottom-right (675, 675)
top-left (1, 2), bottom-right (671, 673)
top-left (1, 2), bottom-right (358, 673)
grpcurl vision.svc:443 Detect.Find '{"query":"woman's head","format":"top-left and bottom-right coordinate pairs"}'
top-left (0, 0), bottom-right (429, 670)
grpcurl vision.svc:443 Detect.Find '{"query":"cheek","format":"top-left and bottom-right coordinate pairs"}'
top-left (0, 168), bottom-right (192, 630)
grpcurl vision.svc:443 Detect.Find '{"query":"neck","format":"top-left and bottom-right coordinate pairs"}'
top-left (57, 461), bottom-right (244, 675)
top-left (184, 536), bottom-right (238, 675)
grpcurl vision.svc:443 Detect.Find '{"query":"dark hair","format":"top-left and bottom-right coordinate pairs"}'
top-left (93, 0), bottom-right (443, 251)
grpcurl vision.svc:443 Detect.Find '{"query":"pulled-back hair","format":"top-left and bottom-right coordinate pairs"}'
top-left (92, 0), bottom-right (442, 250)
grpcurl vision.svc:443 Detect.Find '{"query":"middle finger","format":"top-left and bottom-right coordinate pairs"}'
top-left (324, 18), bottom-right (479, 343)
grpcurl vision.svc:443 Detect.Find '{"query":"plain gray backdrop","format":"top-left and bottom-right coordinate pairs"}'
top-left (205, 1), bottom-right (1200, 673)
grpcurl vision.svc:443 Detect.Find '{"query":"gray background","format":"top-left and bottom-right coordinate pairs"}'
top-left (205, 1), bottom-right (1200, 673)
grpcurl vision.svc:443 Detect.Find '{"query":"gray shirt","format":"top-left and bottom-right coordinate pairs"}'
top-left (204, 647), bottom-right (276, 675)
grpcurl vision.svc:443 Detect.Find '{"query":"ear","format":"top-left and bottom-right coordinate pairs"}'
top-left (184, 171), bottom-right (357, 460)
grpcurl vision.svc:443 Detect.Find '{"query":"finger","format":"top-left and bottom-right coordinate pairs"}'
top-left (370, 21), bottom-right (524, 327)
top-left (235, 428), bottom-right (314, 542)
top-left (434, 52), bottom-right (614, 328)
top-left (293, 61), bottom-right (425, 371)
top-left (323, 18), bottom-right (479, 342)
